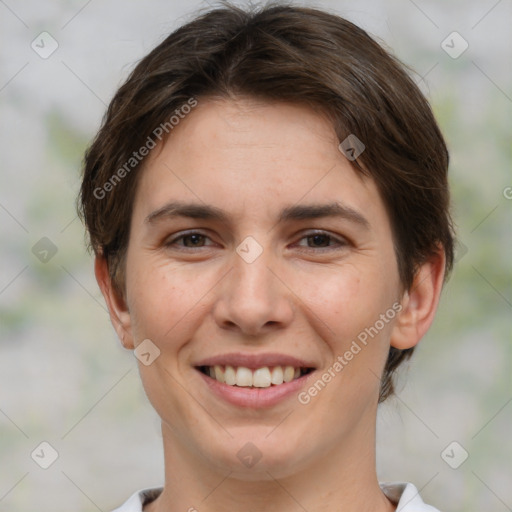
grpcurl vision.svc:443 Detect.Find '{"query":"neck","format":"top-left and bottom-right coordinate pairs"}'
top-left (146, 416), bottom-right (395, 512)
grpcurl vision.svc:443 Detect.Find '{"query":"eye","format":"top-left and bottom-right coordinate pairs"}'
top-left (295, 231), bottom-right (348, 250)
top-left (165, 231), bottom-right (215, 249)
top-left (164, 230), bottom-right (347, 252)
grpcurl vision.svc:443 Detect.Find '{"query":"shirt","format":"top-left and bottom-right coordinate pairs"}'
top-left (110, 482), bottom-right (441, 511)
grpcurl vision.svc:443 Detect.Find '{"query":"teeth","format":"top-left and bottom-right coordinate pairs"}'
top-left (214, 365), bottom-right (224, 383)
top-left (224, 365), bottom-right (236, 385)
top-left (236, 366), bottom-right (253, 387)
top-left (204, 365), bottom-right (307, 387)
top-left (253, 367), bottom-right (272, 388)
top-left (283, 366), bottom-right (295, 383)
top-left (271, 366), bottom-right (283, 385)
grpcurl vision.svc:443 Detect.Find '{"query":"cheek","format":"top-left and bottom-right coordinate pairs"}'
top-left (300, 262), bottom-right (389, 337)
top-left (298, 260), bottom-right (400, 392)
top-left (125, 258), bottom-right (210, 343)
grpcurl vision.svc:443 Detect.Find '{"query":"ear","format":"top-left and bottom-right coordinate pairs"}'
top-left (390, 248), bottom-right (446, 350)
top-left (95, 256), bottom-right (134, 350)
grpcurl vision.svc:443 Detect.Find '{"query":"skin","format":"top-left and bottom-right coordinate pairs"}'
top-left (96, 97), bottom-right (445, 512)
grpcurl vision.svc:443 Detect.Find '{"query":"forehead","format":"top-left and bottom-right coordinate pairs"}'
top-left (133, 97), bottom-right (387, 227)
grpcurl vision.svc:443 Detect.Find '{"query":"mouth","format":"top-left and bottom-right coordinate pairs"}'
top-left (196, 365), bottom-right (315, 388)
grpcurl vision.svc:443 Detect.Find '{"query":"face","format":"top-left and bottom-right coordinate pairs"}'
top-left (111, 98), bottom-right (407, 478)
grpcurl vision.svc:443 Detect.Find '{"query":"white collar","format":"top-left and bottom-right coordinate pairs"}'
top-left (380, 482), bottom-right (441, 511)
top-left (111, 482), bottom-right (441, 511)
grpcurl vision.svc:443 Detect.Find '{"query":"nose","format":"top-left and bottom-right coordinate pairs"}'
top-left (212, 247), bottom-right (294, 337)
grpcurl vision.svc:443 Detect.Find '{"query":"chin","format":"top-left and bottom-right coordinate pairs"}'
top-left (201, 428), bottom-right (315, 480)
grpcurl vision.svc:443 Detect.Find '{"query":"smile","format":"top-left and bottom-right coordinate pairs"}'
top-left (197, 365), bottom-right (313, 388)
top-left (194, 353), bottom-right (317, 407)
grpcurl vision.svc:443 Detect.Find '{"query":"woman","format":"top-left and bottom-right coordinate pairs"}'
top-left (79, 4), bottom-right (453, 511)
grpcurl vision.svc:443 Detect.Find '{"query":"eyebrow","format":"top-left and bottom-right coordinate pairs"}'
top-left (145, 201), bottom-right (370, 229)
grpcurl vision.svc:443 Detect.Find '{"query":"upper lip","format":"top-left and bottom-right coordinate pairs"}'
top-left (194, 352), bottom-right (316, 370)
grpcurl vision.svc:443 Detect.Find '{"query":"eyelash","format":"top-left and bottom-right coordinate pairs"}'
top-left (164, 230), bottom-right (348, 252)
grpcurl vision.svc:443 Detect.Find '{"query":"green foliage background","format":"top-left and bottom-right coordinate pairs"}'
top-left (0, 1), bottom-right (510, 511)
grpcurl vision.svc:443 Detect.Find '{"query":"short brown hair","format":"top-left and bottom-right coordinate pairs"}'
top-left (78, 3), bottom-right (454, 402)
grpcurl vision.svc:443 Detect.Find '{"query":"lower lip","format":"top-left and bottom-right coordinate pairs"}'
top-left (196, 369), bottom-right (315, 408)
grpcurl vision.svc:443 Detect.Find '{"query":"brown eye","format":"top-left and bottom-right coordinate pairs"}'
top-left (296, 231), bottom-right (347, 250)
top-left (307, 234), bottom-right (331, 247)
top-left (165, 231), bottom-right (214, 249)
top-left (181, 233), bottom-right (206, 247)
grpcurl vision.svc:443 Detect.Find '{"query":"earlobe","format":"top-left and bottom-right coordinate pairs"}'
top-left (94, 256), bottom-right (135, 350)
top-left (390, 248), bottom-right (446, 350)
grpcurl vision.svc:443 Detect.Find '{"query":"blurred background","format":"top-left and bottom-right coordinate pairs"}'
top-left (0, 1), bottom-right (510, 510)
